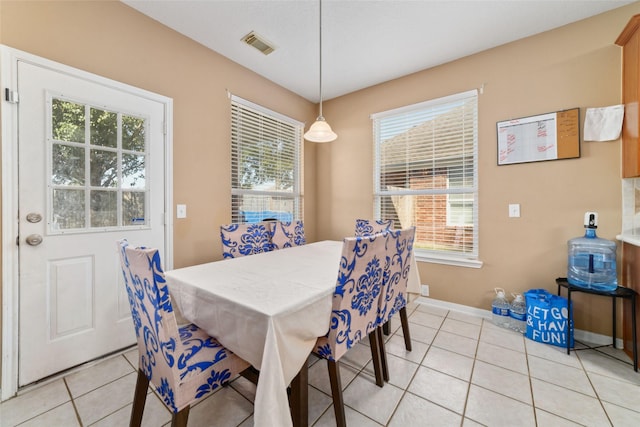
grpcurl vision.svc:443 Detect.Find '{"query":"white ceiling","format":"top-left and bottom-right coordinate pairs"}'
top-left (123, 0), bottom-right (634, 102)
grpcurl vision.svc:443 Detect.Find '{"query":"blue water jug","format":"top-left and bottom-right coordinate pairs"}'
top-left (567, 212), bottom-right (617, 291)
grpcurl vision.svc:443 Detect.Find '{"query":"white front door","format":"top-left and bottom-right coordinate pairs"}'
top-left (16, 60), bottom-right (168, 386)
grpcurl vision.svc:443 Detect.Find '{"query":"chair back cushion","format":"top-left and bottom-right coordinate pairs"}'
top-left (271, 220), bottom-right (306, 249)
top-left (354, 218), bottom-right (394, 237)
top-left (377, 227), bottom-right (416, 326)
top-left (117, 240), bottom-right (247, 412)
top-left (117, 241), bottom-right (180, 389)
top-left (315, 232), bottom-right (387, 361)
top-left (220, 221), bottom-right (273, 258)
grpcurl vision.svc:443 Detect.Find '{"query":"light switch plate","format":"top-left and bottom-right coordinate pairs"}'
top-left (509, 203), bottom-right (520, 218)
top-left (176, 204), bottom-right (187, 219)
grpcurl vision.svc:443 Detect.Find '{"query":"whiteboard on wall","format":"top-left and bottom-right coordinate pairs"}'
top-left (497, 108), bottom-right (580, 165)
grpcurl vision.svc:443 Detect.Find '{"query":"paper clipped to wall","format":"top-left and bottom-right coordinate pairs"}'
top-left (583, 105), bottom-right (624, 142)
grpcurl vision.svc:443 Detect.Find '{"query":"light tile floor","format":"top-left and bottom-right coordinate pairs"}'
top-left (2, 300), bottom-right (640, 426)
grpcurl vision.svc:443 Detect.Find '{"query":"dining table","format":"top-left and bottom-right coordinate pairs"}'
top-left (164, 240), bottom-right (421, 427)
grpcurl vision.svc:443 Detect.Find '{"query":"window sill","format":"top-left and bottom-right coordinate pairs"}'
top-left (414, 253), bottom-right (483, 268)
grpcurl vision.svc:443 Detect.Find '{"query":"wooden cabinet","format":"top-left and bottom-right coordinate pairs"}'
top-left (618, 16), bottom-right (640, 363)
top-left (622, 242), bottom-right (640, 362)
top-left (616, 14), bottom-right (640, 178)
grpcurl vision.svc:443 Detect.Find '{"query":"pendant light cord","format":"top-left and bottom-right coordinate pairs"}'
top-left (319, 0), bottom-right (323, 117)
top-left (304, 0), bottom-right (337, 141)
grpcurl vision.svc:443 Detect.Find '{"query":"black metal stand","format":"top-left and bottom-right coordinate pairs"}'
top-left (556, 277), bottom-right (637, 371)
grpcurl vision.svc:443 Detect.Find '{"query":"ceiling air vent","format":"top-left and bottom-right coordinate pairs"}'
top-left (242, 31), bottom-right (276, 55)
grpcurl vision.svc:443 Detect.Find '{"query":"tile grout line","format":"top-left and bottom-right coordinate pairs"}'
top-left (63, 377), bottom-right (84, 427)
top-left (458, 317), bottom-right (487, 427)
top-left (575, 349), bottom-right (616, 427)
top-left (405, 307), bottom-right (480, 425)
top-left (381, 307), bottom-right (436, 426)
top-left (69, 355), bottom-right (150, 427)
top-left (523, 328), bottom-right (538, 427)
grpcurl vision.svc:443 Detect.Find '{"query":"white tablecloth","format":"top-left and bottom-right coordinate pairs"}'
top-left (164, 240), bottom-right (421, 427)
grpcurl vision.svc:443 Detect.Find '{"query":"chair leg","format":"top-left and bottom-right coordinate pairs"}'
top-left (400, 307), bottom-right (412, 351)
top-left (374, 327), bottom-right (389, 382)
top-left (240, 366), bottom-right (260, 385)
top-left (171, 406), bottom-right (190, 427)
top-left (327, 360), bottom-right (346, 427)
top-left (130, 369), bottom-right (149, 427)
top-left (368, 330), bottom-right (385, 386)
top-left (289, 362), bottom-right (308, 427)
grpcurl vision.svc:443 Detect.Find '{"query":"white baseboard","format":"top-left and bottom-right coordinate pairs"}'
top-left (415, 295), bottom-right (492, 320)
top-left (415, 296), bottom-right (625, 349)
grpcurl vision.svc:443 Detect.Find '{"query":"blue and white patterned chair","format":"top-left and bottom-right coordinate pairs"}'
top-left (117, 240), bottom-right (250, 427)
top-left (354, 218), bottom-right (394, 237)
top-left (220, 221), bottom-right (273, 258)
top-left (270, 220), bottom-right (306, 250)
top-left (377, 227), bottom-right (416, 381)
top-left (354, 219), bottom-right (398, 335)
top-left (314, 233), bottom-right (387, 427)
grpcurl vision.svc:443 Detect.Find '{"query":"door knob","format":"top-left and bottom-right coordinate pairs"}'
top-left (25, 234), bottom-right (43, 246)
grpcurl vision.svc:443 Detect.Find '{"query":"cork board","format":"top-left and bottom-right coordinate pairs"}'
top-left (497, 108), bottom-right (580, 165)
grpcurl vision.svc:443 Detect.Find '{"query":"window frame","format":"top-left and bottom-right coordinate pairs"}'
top-left (229, 94), bottom-right (304, 224)
top-left (372, 89), bottom-right (482, 268)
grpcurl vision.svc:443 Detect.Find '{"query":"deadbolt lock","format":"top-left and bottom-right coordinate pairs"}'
top-left (26, 213), bottom-right (43, 223)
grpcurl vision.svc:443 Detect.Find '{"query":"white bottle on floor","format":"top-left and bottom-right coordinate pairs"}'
top-left (509, 293), bottom-right (526, 334)
top-left (491, 288), bottom-right (511, 328)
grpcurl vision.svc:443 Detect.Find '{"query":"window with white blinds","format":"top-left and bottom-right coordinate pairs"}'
top-left (230, 95), bottom-right (303, 223)
top-left (372, 89), bottom-right (479, 266)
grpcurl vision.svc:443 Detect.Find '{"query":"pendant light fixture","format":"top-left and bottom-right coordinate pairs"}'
top-left (304, 0), bottom-right (337, 143)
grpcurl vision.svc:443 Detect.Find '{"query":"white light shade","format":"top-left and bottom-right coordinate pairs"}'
top-left (304, 116), bottom-right (337, 143)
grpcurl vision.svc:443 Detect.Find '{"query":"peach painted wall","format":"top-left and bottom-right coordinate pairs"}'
top-left (315, 2), bottom-right (640, 336)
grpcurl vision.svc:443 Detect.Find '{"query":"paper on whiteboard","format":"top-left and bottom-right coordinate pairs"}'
top-left (584, 105), bottom-right (624, 141)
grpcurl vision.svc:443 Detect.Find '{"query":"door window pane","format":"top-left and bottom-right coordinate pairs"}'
top-left (123, 115), bottom-right (145, 152)
top-left (52, 99), bottom-right (85, 143)
top-left (90, 190), bottom-right (117, 227)
top-left (123, 191), bottom-right (145, 226)
top-left (90, 108), bottom-right (117, 148)
top-left (52, 144), bottom-right (85, 185)
top-left (122, 154), bottom-right (145, 188)
top-left (90, 149), bottom-right (117, 187)
top-left (52, 189), bottom-right (85, 230)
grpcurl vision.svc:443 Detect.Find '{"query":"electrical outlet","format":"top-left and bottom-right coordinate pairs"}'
top-left (508, 203), bottom-right (520, 218)
top-left (421, 284), bottom-right (430, 296)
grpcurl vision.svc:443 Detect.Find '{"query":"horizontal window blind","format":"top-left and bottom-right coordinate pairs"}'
top-left (372, 89), bottom-right (478, 260)
top-left (230, 95), bottom-right (303, 223)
